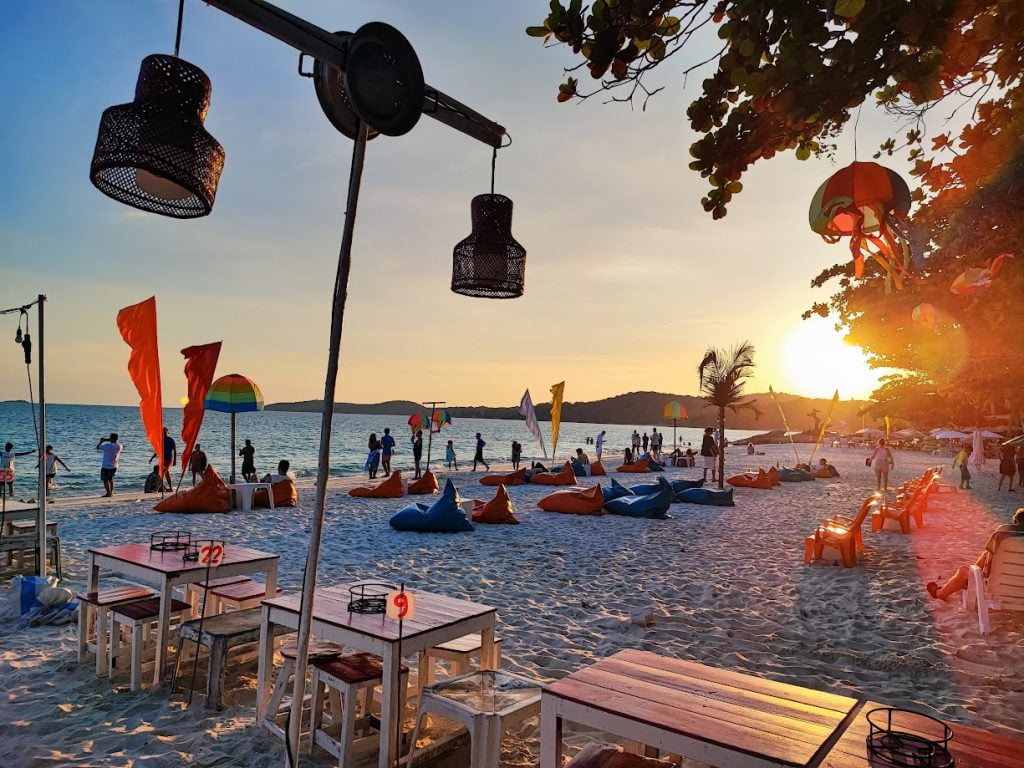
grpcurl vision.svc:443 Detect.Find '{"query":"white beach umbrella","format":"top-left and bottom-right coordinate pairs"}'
top-left (932, 429), bottom-right (968, 440)
top-left (893, 428), bottom-right (925, 439)
top-left (972, 430), bottom-right (986, 471)
top-left (975, 429), bottom-right (1003, 439)
top-left (855, 427), bottom-right (883, 437)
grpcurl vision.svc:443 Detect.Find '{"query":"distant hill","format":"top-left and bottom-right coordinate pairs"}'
top-left (267, 391), bottom-right (872, 432)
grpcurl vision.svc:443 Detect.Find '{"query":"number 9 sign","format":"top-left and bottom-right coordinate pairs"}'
top-left (386, 590), bottom-right (416, 621)
top-left (199, 542), bottom-right (225, 566)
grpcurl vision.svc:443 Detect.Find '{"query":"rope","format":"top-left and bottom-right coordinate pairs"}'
top-left (174, 0), bottom-right (185, 58)
top-left (490, 146), bottom-right (497, 195)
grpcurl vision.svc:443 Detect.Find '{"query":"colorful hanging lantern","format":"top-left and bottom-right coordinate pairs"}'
top-left (809, 162), bottom-right (913, 292)
top-left (407, 412), bottom-right (428, 434)
top-left (911, 303), bottom-right (938, 329)
top-left (950, 253), bottom-right (1012, 296)
top-left (430, 409), bottom-right (452, 433)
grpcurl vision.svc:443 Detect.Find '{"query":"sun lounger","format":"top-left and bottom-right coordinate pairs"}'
top-left (964, 533), bottom-right (1024, 635)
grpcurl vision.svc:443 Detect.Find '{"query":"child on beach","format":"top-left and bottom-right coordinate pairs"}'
top-left (366, 433), bottom-right (381, 479)
top-left (38, 445), bottom-right (70, 489)
top-left (1, 442), bottom-right (35, 496)
top-left (445, 439), bottom-right (458, 470)
top-left (412, 430), bottom-right (423, 479)
top-left (954, 445), bottom-right (972, 490)
top-left (511, 440), bottom-right (521, 470)
top-left (473, 433), bottom-right (489, 472)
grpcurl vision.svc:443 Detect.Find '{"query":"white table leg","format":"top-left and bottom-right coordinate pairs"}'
top-left (256, 604), bottom-right (273, 720)
top-left (378, 643), bottom-right (402, 768)
top-left (152, 578), bottom-right (173, 687)
top-left (268, 484), bottom-right (275, 510)
top-left (539, 696), bottom-right (562, 768)
top-left (240, 486), bottom-right (252, 514)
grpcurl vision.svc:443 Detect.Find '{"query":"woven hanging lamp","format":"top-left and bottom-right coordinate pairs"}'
top-left (451, 147), bottom-right (525, 299)
top-left (90, 2), bottom-right (223, 218)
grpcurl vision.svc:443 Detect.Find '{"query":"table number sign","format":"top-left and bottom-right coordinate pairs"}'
top-left (386, 589), bottom-right (415, 621)
top-left (199, 541), bottom-right (226, 566)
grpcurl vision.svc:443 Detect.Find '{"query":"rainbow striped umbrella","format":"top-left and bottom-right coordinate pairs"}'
top-left (205, 374), bottom-right (264, 482)
top-left (663, 400), bottom-right (688, 449)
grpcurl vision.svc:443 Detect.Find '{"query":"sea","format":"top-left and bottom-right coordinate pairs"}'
top-left (0, 401), bottom-right (761, 499)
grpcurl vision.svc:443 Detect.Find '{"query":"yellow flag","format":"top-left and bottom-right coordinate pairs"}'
top-left (809, 390), bottom-right (840, 464)
top-left (550, 381), bottom-right (565, 460)
top-left (884, 415), bottom-right (891, 437)
top-left (769, 386), bottom-right (801, 465)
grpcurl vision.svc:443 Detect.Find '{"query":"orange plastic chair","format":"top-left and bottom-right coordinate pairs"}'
top-left (479, 467), bottom-right (528, 486)
top-left (530, 462), bottom-right (576, 486)
top-left (408, 471), bottom-right (440, 495)
top-left (537, 484), bottom-right (605, 515)
top-left (471, 485), bottom-right (519, 524)
top-left (349, 472), bottom-right (405, 498)
top-left (870, 484), bottom-right (924, 533)
top-left (804, 494), bottom-right (880, 566)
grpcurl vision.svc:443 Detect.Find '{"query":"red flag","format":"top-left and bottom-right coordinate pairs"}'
top-left (180, 341), bottom-right (221, 475)
top-left (116, 297), bottom-right (164, 470)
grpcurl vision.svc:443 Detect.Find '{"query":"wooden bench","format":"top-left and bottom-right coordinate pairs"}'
top-left (184, 575), bottom-right (253, 614)
top-left (567, 744), bottom-right (675, 768)
top-left (76, 585), bottom-right (156, 675)
top-left (209, 579), bottom-right (282, 612)
top-left (0, 532), bottom-right (61, 579)
top-left (421, 632), bottom-right (504, 686)
top-left (173, 607), bottom-right (291, 710)
top-left (109, 597), bottom-right (192, 690)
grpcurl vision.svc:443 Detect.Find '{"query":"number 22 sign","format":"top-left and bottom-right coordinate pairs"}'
top-left (199, 542), bottom-right (225, 566)
top-left (386, 590), bottom-right (416, 621)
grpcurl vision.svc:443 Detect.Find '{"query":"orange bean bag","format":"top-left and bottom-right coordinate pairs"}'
top-left (530, 462), bottom-right (576, 486)
top-left (471, 485), bottom-right (519, 524)
top-left (590, 461), bottom-right (606, 476)
top-left (253, 479), bottom-right (298, 508)
top-left (537, 484), bottom-right (605, 515)
top-left (727, 469), bottom-right (774, 489)
top-left (155, 465), bottom-right (232, 514)
top-left (766, 466), bottom-right (781, 486)
top-left (616, 458), bottom-right (651, 473)
top-left (349, 471), bottom-right (405, 498)
top-left (408, 471), bottom-right (439, 495)
top-left (479, 467), bottom-right (527, 486)
top-left (811, 467), bottom-right (832, 479)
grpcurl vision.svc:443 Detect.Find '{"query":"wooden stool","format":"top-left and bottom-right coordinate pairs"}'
top-left (185, 575), bottom-right (253, 615)
top-left (566, 744), bottom-right (676, 768)
top-left (75, 586), bottom-right (155, 675)
top-left (109, 597), bottom-right (192, 690)
top-left (408, 670), bottom-right (541, 768)
top-left (209, 580), bottom-right (281, 613)
top-left (172, 607), bottom-right (291, 709)
top-left (421, 633), bottom-right (503, 686)
top-left (309, 652), bottom-right (410, 766)
top-left (262, 641), bottom-right (345, 746)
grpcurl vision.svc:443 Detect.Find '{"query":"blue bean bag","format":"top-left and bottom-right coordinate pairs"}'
top-left (670, 477), bottom-right (705, 493)
top-left (389, 479), bottom-right (474, 532)
top-left (603, 484), bottom-right (674, 519)
top-left (626, 476), bottom-right (674, 496)
top-left (571, 460), bottom-right (589, 476)
top-left (777, 467), bottom-right (815, 482)
top-left (601, 478), bottom-right (633, 503)
top-left (675, 487), bottom-right (735, 507)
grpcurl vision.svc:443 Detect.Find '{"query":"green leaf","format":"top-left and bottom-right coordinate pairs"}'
top-left (648, 37), bottom-right (666, 60)
top-left (526, 26), bottom-right (550, 37)
top-left (795, 146), bottom-right (811, 160)
top-left (834, 0), bottom-right (865, 18)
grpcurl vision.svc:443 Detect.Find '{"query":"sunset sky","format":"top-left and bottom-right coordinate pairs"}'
top-left (0, 0), bottom-right (907, 407)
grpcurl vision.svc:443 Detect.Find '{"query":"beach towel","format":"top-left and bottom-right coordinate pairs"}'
top-left (154, 465), bottom-right (232, 513)
top-left (471, 485), bottom-right (519, 524)
top-left (389, 479), bottom-right (473, 532)
top-left (4, 575), bottom-right (77, 626)
top-left (537, 484), bottom-right (605, 515)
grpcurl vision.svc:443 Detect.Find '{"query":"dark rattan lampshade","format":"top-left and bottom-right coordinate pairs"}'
top-left (451, 194), bottom-right (526, 299)
top-left (90, 54), bottom-right (225, 218)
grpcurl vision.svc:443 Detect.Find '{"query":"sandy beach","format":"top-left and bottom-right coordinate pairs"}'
top-left (2, 443), bottom-right (1022, 767)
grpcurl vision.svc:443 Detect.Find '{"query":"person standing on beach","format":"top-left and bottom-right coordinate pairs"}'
top-left (412, 429), bottom-right (423, 479)
top-left (189, 443), bottom-right (208, 486)
top-left (473, 432), bottom-right (489, 471)
top-left (700, 427), bottom-right (718, 483)
top-left (1, 442), bottom-right (35, 496)
top-left (511, 440), bottom-right (522, 470)
top-left (954, 445), bottom-right (972, 490)
top-left (631, 430), bottom-right (640, 457)
top-left (595, 430), bottom-right (606, 461)
top-left (381, 428), bottom-right (396, 476)
top-left (867, 437), bottom-right (894, 491)
top-left (38, 445), bottom-right (70, 490)
top-left (642, 432), bottom-right (649, 455)
top-left (445, 439), bottom-right (458, 470)
top-left (96, 433), bottom-right (122, 497)
top-left (1017, 444), bottom-right (1024, 491)
top-left (366, 433), bottom-right (382, 479)
top-left (239, 439), bottom-right (257, 481)
top-left (998, 441), bottom-right (1016, 491)
top-left (149, 426), bottom-right (176, 491)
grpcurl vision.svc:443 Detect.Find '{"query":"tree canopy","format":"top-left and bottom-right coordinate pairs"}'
top-left (529, 0), bottom-right (1024, 427)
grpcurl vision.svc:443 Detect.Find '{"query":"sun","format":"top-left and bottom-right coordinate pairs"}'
top-left (780, 317), bottom-right (883, 399)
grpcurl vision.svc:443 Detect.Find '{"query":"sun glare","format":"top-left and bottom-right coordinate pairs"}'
top-left (780, 317), bottom-right (882, 400)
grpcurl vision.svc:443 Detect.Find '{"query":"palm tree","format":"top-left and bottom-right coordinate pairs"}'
top-left (697, 341), bottom-right (761, 488)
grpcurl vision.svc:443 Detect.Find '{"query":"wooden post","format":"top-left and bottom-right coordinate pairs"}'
top-left (36, 294), bottom-right (46, 577)
top-left (230, 412), bottom-right (236, 484)
top-left (286, 122), bottom-right (368, 768)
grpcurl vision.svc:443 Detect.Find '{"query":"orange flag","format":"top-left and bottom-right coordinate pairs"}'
top-left (180, 342), bottom-right (221, 475)
top-left (116, 297), bottom-right (164, 470)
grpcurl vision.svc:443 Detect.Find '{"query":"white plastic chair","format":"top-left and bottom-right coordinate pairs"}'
top-left (964, 534), bottom-right (1024, 635)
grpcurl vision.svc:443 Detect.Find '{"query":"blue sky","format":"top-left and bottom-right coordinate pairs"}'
top-left (1, 1), bottom-right (908, 406)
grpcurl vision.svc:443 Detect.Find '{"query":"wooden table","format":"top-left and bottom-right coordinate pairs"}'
top-left (820, 700), bottom-right (1024, 768)
top-left (225, 482), bottom-right (274, 514)
top-left (540, 649), bottom-right (860, 768)
top-left (88, 543), bottom-right (278, 687)
top-left (258, 582), bottom-right (497, 768)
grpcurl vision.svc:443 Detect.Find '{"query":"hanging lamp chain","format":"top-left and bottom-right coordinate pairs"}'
top-left (490, 146), bottom-right (497, 195)
top-left (174, 0), bottom-right (186, 58)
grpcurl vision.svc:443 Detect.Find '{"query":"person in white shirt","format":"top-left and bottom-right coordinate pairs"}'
top-left (96, 433), bottom-right (123, 497)
top-left (1, 442), bottom-right (35, 496)
top-left (38, 445), bottom-right (70, 489)
top-left (595, 430), bottom-right (606, 461)
top-left (261, 459), bottom-right (296, 484)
